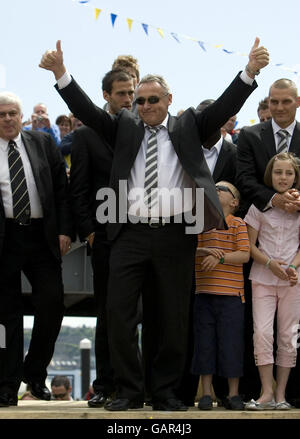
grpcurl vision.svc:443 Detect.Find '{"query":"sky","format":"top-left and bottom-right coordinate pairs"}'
top-left (2, 0), bottom-right (300, 327)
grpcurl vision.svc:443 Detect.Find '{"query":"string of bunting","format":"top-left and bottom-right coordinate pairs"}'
top-left (74, 0), bottom-right (300, 77)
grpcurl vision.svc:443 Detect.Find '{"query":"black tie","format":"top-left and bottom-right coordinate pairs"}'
top-left (8, 140), bottom-right (31, 224)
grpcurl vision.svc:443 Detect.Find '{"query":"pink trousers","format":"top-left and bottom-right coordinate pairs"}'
top-left (252, 282), bottom-right (300, 367)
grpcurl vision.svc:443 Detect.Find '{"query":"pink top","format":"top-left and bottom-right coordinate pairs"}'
top-left (244, 204), bottom-right (300, 285)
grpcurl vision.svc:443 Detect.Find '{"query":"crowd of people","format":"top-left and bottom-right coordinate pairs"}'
top-left (0, 36), bottom-right (300, 413)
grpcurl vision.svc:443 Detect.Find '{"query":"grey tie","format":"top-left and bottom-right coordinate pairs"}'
top-left (8, 140), bottom-right (31, 224)
top-left (277, 129), bottom-right (289, 153)
top-left (144, 126), bottom-right (160, 210)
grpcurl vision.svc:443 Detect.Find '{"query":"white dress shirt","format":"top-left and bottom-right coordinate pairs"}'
top-left (202, 137), bottom-right (223, 175)
top-left (0, 133), bottom-right (43, 218)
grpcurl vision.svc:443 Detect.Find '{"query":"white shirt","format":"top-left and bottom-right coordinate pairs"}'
top-left (127, 115), bottom-right (196, 217)
top-left (202, 137), bottom-right (223, 175)
top-left (0, 134), bottom-right (43, 218)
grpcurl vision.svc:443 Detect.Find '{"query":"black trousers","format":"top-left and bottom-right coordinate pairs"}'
top-left (107, 221), bottom-right (197, 401)
top-left (0, 220), bottom-right (64, 394)
top-left (90, 233), bottom-right (115, 396)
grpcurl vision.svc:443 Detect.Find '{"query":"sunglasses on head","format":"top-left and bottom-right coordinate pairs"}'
top-left (135, 93), bottom-right (168, 106)
top-left (216, 185), bottom-right (236, 199)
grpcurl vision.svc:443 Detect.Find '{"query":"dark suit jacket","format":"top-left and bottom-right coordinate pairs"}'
top-left (69, 125), bottom-right (113, 241)
top-left (0, 130), bottom-right (72, 259)
top-left (56, 73), bottom-right (256, 240)
top-left (213, 138), bottom-right (237, 184)
top-left (236, 119), bottom-right (300, 216)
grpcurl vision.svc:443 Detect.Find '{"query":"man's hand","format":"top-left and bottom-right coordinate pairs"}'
top-left (247, 37), bottom-right (269, 77)
top-left (59, 234), bottom-right (71, 256)
top-left (272, 190), bottom-right (300, 212)
top-left (39, 40), bottom-right (66, 80)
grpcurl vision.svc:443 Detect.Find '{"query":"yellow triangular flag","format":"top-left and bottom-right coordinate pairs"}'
top-left (250, 119), bottom-right (256, 125)
top-left (157, 28), bottom-right (164, 38)
top-left (127, 18), bottom-right (133, 31)
top-left (94, 8), bottom-right (101, 20)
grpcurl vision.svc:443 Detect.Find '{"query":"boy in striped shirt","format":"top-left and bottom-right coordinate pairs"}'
top-left (192, 181), bottom-right (250, 411)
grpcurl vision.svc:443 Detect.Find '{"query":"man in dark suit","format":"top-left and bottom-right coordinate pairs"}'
top-left (236, 78), bottom-right (300, 406)
top-left (69, 69), bottom-right (135, 408)
top-left (40, 38), bottom-right (269, 411)
top-left (0, 91), bottom-right (72, 407)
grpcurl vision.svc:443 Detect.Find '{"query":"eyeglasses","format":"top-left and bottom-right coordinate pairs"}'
top-left (216, 185), bottom-right (236, 199)
top-left (135, 93), bottom-right (168, 106)
top-left (0, 111), bottom-right (20, 119)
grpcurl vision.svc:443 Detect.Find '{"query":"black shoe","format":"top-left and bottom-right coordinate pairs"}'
top-left (197, 395), bottom-right (213, 410)
top-left (152, 398), bottom-right (188, 411)
top-left (88, 392), bottom-right (107, 408)
top-left (104, 398), bottom-right (144, 411)
top-left (27, 382), bottom-right (51, 401)
top-left (0, 393), bottom-right (18, 407)
top-left (223, 395), bottom-right (245, 410)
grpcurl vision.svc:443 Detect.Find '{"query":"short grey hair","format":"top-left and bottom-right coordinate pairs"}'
top-left (138, 74), bottom-right (170, 94)
top-left (0, 91), bottom-right (22, 113)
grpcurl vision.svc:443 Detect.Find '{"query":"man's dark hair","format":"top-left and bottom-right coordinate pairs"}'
top-left (257, 97), bottom-right (269, 113)
top-left (51, 375), bottom-right (71, 389)
top-left (102, 69), bottom-right (133, 94)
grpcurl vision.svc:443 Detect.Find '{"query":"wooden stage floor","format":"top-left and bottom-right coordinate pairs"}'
top-left (0, 400), bottom-right (299, 419)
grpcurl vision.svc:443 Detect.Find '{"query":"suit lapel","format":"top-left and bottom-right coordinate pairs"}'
top-left (167, 115), bottom-right (180, 155)
top-left (21, 131), bottom-right (43, 190)
top-left (213, 139), bottom-right (227, 182)
top-left (260, 120), bottom-right (276, 158)
top-left (289, 121), bottom-right (300, 155)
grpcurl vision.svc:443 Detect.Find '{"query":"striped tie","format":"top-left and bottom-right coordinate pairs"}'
top-left (144, 126), bottom-right (160, 210)
top-left (277, 129), bottom-right (289, 153)
top-left (8, 140), bottom-right (31, 224)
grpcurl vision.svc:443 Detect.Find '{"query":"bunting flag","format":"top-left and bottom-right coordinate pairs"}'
top-left (127, 18), bottom-right (133, 31)
top-left (157, 28), bottom-right (164, 38)
top-left (142, 23), bottom-right (149, 35)
top-left (110, 13), bottom-right (117, 27)
top-left (94, 8), bottom-right (101, 20)
top-left (72, 1), bottom-right (300, 78)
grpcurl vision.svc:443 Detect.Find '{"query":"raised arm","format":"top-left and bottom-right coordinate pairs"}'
top-left (196, 38), bottom-right (269, 143)
top-left (39, 40), bottom-right (117, 145)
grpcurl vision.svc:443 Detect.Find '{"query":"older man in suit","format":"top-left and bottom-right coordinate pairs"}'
top-left (0, 92), bottom-right (72, 407)
top-left (39, 38), bottom-right (269, 411)
top-left (236, 78), bottom-right (300, 406)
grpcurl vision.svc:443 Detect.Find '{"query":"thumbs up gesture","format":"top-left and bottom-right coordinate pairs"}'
top-left (246, 37), bottom-right (269, 77)
top-left (39, 40), bottom-right (66, 80)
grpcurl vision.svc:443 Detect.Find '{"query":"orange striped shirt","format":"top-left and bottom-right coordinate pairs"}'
top-left (195, 214), bottom-right (249, 300)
